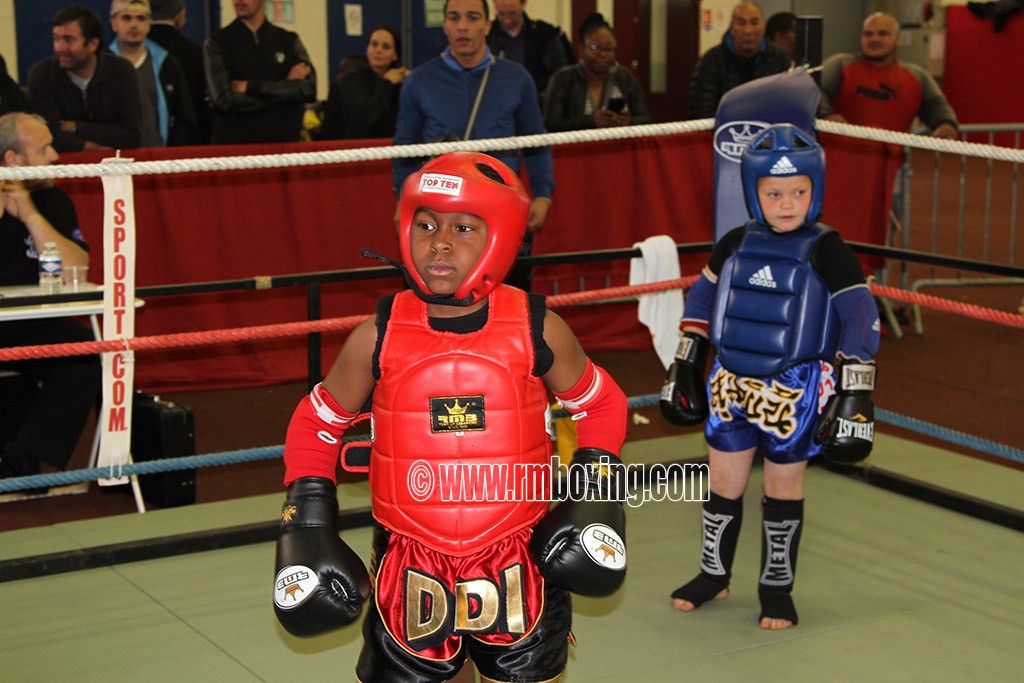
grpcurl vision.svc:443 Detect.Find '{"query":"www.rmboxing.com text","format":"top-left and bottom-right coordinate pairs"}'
top-left (406, 457), bottom-right (709, 508)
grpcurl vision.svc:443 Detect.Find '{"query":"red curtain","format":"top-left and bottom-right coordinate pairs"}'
top-left (944, 6), bottom-right (1024, 145)
top-left (57, 131), bottom-right (897, 392)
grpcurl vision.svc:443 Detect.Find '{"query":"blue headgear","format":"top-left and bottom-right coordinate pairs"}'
top-left (741, 124), bottom-right (825, 225)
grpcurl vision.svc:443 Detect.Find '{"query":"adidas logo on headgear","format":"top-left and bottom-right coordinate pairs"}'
top-left (769, 156), bottom-right (798, 175)
top-left (748, 265), bottom-right (777, 289)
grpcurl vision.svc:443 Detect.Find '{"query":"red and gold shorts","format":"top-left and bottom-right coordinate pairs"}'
top-left (356, 524), bottom-right (571, 683)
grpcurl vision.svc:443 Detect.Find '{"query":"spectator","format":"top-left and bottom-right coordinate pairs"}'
top-left (108, 0), bottom-right (200, 147)
top-left (148, 0), bottom-right (212, 143)
top-left (203, 0), bottom-right (316, 144)
top-left (0, 112), bottom-right (101, 487)
top-left (334, 54), bottom-right (369, 83)
top-left (0, 54), bottom-right (30, 116)
top-left (766, 11), bottom-right (797, 59)
top-left (688, 1), bottom-right (792, 119)
top-left (487, 0), bottom-right (574, 105)
top-left (319, 26), bottom-right (408, 140)
top-left (543, 12), bottom-right (652, 132)
top-left (392, 0), bottom-right (554, 291)
top-left (819, 12), bottom-right (959, 139)
top-left (27, 3), bottom-right (142, 152)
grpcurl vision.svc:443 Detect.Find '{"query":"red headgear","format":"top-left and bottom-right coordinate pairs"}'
top-left (398, 152), bottom-right (530, 305)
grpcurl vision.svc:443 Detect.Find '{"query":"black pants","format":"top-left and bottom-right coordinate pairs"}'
top-left (0, 318), bottom-right (101, 470)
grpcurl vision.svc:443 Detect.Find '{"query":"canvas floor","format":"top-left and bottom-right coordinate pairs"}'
top-left (1, 431), bottom-right (1022, 682)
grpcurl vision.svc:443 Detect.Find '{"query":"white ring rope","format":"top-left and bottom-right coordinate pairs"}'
top-left (0, 118), bottom-right (1020, 182)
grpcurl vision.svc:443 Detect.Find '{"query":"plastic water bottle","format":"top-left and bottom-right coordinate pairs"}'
top-left (38, 242), bottom-right (63, 293)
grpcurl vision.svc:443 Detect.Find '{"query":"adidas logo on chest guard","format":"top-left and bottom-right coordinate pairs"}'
top-left (748, 265), bottom-right (777, 289)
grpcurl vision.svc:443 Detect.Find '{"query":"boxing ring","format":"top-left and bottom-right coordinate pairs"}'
top-left (1, 120), bottom-right (1023, 681)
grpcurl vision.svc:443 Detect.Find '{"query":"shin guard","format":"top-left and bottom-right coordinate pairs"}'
top-left (758, 496), bottom-right (804, 624)
top-left (671, 492), bottom-right (742, 606)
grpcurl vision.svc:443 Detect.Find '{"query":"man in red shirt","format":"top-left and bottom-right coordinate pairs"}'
top-left (819, 12), bottom-right (958, 139)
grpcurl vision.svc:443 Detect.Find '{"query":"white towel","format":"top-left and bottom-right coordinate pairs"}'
top-left (629, 235), bottom-right (684, 370)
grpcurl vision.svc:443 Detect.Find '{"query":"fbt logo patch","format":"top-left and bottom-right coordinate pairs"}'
top-left (581, 524), bottom-right (626, 570)
top-left (274, 565), bottom-right (319, 609)
top-left (714, 120), bottom-right (769, 163)
top-left (419, 173), bottom-right (464, 196)
top-left (430, 395), bottom-right (485, 433)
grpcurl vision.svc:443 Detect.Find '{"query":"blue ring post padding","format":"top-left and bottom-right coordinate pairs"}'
top-left (712, 69), bottom-right (821, 242)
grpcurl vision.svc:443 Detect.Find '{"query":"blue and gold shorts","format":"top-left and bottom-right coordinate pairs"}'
top-left (705, 359), bottom-right (837, 463)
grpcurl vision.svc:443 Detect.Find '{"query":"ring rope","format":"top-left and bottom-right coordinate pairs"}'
top-left (3, 393), bottom-right (1021, 494)
top-left (0, 277), bottom-right (1021, 362)
top-left (1, 118), bottom-right (1022, 184)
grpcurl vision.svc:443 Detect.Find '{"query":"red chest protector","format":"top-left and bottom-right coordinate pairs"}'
top-left (833, 60), bottom-right (923, 132)
top-left (370, 286), bottom-right (551, 556)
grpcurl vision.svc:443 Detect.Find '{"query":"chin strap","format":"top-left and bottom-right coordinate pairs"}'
top-left (359, 248), bottom-right (476, 307)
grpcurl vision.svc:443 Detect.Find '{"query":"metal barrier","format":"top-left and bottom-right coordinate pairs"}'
top-left (893, 123), bottom-right (1024, 335)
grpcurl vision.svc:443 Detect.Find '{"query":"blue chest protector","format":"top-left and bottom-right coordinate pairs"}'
top-left (710, 222), bottom-right (839, 377)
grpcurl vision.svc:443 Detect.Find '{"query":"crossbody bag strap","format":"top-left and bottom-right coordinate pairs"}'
top-left (463, 62), bottom-right (492, 140)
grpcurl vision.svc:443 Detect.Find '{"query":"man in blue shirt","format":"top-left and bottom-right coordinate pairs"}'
top-left (392, 0), bottom-right (554, 284)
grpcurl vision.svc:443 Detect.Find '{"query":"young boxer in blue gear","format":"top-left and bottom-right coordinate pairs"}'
top-left (660, 124), bottom-right (880, 630)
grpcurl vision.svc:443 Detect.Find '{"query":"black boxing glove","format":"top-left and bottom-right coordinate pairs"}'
top-left (660, 331), bottom-right (710, 427)
top-left (815, 360), bottom-right (876, 465)
top-left (273, 477), bottom-right (370, 637)
top-left (530, 448), bottom-right (627, 596)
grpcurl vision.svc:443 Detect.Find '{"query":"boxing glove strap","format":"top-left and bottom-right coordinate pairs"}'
top-left (281, 477), bottom-right (339, 531)
top-left (675, 331), bottom-right (709, 365)
top-left (840, 362), bottom-right (876, 392)
top-left (571, 447), bottom-right (625, 502)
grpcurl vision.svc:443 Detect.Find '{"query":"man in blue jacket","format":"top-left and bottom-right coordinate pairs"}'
top-left (392, 0), bottom-right (554, 289)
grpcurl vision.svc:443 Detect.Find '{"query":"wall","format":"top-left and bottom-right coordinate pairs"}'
top-left (794, 0), bottom-right (864, 57)
top-left (0, 0), bottom-right (14, 74)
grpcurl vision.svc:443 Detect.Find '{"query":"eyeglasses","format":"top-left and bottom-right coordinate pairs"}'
top-left (586, 43), bottom-right (616, 55)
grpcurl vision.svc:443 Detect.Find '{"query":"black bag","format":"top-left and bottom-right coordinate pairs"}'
top-left (0, 374), bottom-right (38, 448)
top-left (131, 391), bottom-right (196, 507)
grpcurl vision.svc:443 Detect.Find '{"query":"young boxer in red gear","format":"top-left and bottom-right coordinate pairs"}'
top-left (660, 124), bottom-right (880, 630)
top-left (273, 151), bottom-right (628, 683)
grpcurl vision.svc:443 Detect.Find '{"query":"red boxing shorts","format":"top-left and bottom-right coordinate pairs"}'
top-left (356, 525), bottom-right (571, 683)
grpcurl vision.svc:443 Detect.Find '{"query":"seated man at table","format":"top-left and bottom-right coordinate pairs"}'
top-left (0, 112), bottom-right (100, 487)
